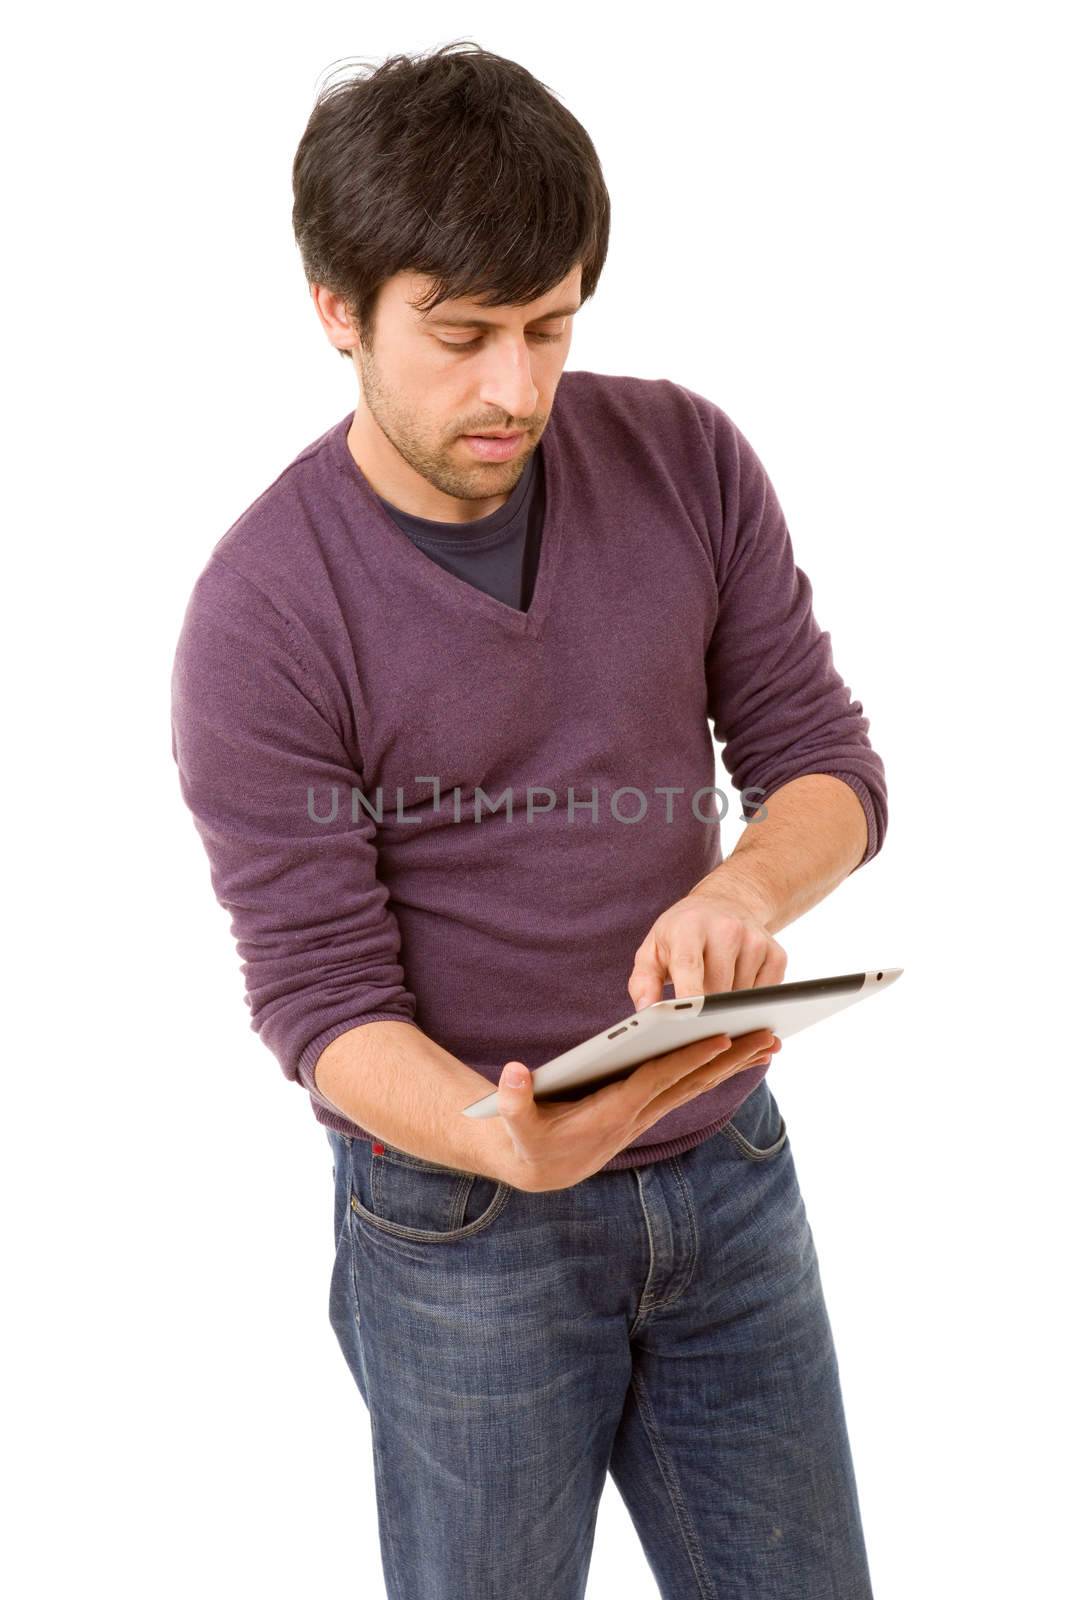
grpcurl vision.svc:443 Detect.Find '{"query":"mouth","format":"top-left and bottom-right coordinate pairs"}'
top-left (461, 431), bottom-right (526, 462)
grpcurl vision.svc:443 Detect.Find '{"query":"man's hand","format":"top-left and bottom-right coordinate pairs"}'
top-left (495, 1027), bottom-right (782, 1193)
top-left (626, 883), bottom-right (788, 1009)
top-left (493, 883), bottom-right (789, 1194)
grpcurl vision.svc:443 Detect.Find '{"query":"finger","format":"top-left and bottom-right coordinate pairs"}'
top-left (628, 935), bottom-right (666, 1011)
top-left (698, 949), bottom-right (741, 999)
top-left (667, 942), bottom-right (709, 1003)
top-left (753, 941), bottom-right (788, 987)
top-left (703, 1030), bottom-right (780, 1080)
top-left (634, 1031), bottom-right (776, 1130)
top-left (622, 1031), bottom-right (737, 1113)
top-left (733, 930), bottom-right (771, 991)
top-left (652, 1028), bottom-right (773, 1098)
top-left (710, 1028), bottom-right (777, 1069)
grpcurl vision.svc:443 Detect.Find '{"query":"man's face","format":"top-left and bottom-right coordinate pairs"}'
top-left (340, 263), bottom-right (582, 510)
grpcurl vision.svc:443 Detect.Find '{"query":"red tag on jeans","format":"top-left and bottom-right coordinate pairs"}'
top-left (371, 1141), bottom-right (386, 1155)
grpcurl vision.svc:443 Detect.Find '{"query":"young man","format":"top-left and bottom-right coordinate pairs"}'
top-left (171, 40), bottom-right (886, 1599)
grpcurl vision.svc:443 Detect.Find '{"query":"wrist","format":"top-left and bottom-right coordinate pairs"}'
top-left (688, 865), bottom-right (775, 927)
top-left (480, 1118), bottom-right (526, 1188)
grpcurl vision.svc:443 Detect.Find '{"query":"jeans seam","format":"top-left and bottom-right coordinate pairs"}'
top-left (630, 1160), bottom-right (701, 1328)
top-left (630, 1366), bottom-right (719, 1600)
top-left (446, 1174), bottom-right (475, 1232)
top-left (350, 1181), bottom-right (513, 1243)
top-left (344, 1155), bottom-right (362, 1326)
top-left (628, 1169), bottom-right (659, 1338)
top-left (368, 1410), bottom-right (407, 1600)
top-left (649, 1156), bottom-right (699, 1313)
top-left (719, 1116), bottom-right (788, 1162)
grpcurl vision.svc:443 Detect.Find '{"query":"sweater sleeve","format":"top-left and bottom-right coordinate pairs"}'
top-left (170, 554), bottom-right (417, 1111)
top-left (680, 386), bottom-right (888, 873)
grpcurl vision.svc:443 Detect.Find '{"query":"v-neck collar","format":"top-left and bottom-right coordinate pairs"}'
top-left (327, 411), bottom-right (565, 641)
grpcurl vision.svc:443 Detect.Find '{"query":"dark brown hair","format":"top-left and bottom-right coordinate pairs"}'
top-left (291, 39), bottom-right (611, 357)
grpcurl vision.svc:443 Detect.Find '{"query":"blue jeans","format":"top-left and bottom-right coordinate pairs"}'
top-left (325, 1077), bottom-right (874, 1599)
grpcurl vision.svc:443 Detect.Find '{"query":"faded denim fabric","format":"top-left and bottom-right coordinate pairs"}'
top-left (324, 1079), bottom-right (874, 1599)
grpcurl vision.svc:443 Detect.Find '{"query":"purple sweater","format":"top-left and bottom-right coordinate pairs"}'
top-left (170, 371), bottom-right (887, 1170)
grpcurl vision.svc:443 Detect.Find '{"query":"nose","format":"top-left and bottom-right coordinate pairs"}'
top-left (475, 341), bottom-right (540, 427)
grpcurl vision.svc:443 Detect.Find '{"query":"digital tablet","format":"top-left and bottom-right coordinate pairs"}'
top-left (461, 967), bottom-right (903, 1119)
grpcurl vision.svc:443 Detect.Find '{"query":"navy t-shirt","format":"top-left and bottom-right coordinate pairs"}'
top-left (373, 445), bottom-right (544, 612)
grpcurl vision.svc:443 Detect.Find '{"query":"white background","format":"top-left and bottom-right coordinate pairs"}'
top-left (5, 3), bottom-right (1063, 1595)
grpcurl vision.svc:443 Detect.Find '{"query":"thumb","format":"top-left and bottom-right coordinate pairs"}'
top-left (497, 1060), bottom-right (531, 1112)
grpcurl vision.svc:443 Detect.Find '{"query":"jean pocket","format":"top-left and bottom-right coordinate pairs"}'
top-left (720, 1078), bottom-right (789, 1162)
top-left (349, 1140), bottom-right (513, 1243)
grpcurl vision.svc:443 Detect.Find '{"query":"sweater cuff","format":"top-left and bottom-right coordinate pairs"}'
top-left (820, 772), bottom-right (879, 873)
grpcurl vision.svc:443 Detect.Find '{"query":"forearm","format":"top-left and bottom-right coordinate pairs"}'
top-left (691, 774), bottom-right (868, 934)
top-left (314, 1020), bottom-right (517, 1183)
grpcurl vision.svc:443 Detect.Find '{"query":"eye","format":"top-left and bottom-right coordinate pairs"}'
top-left (437, 332), bottom-right (565, 350)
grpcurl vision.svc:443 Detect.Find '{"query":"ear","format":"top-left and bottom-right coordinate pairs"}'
top-left (310, 284), bottom-right (361, 358)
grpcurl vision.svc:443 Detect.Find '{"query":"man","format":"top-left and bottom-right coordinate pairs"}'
top-left (171, 40), bottom-right (886, 1599)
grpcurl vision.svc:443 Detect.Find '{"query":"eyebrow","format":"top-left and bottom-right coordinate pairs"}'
top-left (422, 302), bottom-right (582, 329)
